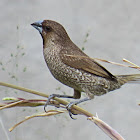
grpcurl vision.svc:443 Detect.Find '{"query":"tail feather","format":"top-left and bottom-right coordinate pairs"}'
top-left (116, 74), bottom-right (140, 85)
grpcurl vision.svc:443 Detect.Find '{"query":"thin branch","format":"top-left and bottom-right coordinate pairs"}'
top-left (95, 58), bottom-right (140, 70)
top-left (0, 82), bottom-right (93, 117)
top-left (0, 98), bottom-right (61, 108)
top-left (88, 115), bottom-right (125, 140)
top-left (9, 110), bottom-right (66, 132)
top-left (123, 58), bottom-right (140, 68)
top-left (0, 100), bottom-right (24, 110)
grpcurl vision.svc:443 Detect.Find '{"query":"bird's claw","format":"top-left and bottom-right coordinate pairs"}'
top-left (44, 94), bottom-right (56, 112)
top-left (66, 102), bottom-right (77, 120)
top-left (44, 94), bottom-right (78, 120)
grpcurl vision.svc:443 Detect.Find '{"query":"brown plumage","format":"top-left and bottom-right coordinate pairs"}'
top-left (31, 20), bottom-right (140, 118)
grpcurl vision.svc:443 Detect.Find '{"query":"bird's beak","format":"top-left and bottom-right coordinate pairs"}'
top-left (31, 20), bottom-right (43, 34)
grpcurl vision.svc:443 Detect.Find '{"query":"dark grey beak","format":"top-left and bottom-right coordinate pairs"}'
top-left (31, 20), bottom-right (43, 34)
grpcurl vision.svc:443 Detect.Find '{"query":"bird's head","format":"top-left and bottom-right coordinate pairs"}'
top-left (31, 20), bottom-right (70, 45)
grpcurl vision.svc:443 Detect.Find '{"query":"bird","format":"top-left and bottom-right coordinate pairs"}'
top-left (31, 20), bottom-right (140, 118)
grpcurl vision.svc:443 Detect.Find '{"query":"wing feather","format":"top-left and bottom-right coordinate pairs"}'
top-left (60, 48), bottom-right (116, 80)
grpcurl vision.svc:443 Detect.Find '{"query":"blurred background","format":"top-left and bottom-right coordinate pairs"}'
top-left (0, 0), bottom-right (140, 139)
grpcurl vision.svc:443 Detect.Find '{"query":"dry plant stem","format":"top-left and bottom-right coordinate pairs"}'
top-left (123, 58), bottom-right (138, 66)
top-left (123, 58), bottom-right (140, 68)
top-left (9, 110), bottom-right (65, 132)
top-left (0, 99), bottom-right (47, 108)
top-left (88, 116), bottom-right (125, 140)
top-left (95, 58), bottom-right (139, 70)
top-left (0, 82), bottom-right (93, 117)
top-left (0, 100), bottom-right (24, 110)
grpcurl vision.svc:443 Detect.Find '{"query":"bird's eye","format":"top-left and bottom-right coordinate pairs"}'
top-left (44, 26), bottom-right (51, 32)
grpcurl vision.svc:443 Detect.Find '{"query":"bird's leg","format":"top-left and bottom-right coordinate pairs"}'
top-left (44, 89), bottom-right (81, 112)
top-left (66, 97), bottom-right (91, 119)
top-left (73, 89), bottom-right (81, 99)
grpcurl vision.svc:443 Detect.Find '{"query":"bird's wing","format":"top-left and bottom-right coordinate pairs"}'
top-left (60, 48), bottom-right (116, 80)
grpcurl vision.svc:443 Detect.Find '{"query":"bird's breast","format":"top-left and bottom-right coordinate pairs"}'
top-left (43, 45), bottom-right (85, 91)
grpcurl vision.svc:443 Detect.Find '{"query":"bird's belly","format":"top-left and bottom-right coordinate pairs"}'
top-left (47, 60), bottom-right (120, 96)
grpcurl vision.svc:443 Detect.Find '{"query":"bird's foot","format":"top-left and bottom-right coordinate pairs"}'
top-left (66, 102), bottom-right (78, 120)
top-left (44, 94), bottom-right (56, 112)
top-left (66, 97), bottom-right (91, 119)
top-left (44, 94), bottom-right (74, 112)
top-left (44, 95), bottom-right (91, 119)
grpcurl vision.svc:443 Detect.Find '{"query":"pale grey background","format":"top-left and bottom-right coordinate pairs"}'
top-left (0, 0), bottom-right (140, 140)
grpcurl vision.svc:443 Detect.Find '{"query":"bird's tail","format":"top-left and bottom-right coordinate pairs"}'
top-left (116, 74), bottom-right (140, 85)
